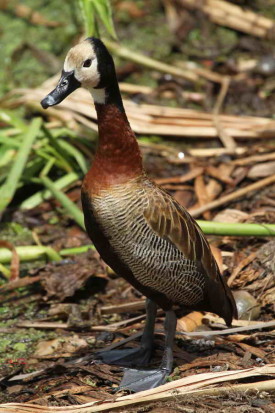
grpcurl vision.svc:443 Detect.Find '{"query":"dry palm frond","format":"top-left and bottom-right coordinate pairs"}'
top-left (0, 364), bottom-right (274, 412)
top-left (6, 77), bottom-right (275, 143)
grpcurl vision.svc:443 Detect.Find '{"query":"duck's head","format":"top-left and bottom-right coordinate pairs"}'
top-left (41, 37), bottom-right (116, 109)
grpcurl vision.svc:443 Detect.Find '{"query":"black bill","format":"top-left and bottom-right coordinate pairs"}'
top-left (41, 70), bottom-right (81, 109)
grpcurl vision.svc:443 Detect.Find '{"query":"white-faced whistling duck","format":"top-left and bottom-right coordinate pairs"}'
top-left (41, 37), bottom-right (237, 392)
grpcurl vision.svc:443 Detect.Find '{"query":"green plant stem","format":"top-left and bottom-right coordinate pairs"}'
top-left (0, 135), bottom-right (20, 148)
top-left (197, 220), bottom-right (275, 236)
top-left (0, 263), bottom-right (10, 278)
top-left (40, 157), bottom-right (55, 177)
top-left (103, 39), bottom-right (198, 83)
top-left (0, 246), bottom-right (61, 263)
top-left (25, 171), bottom-right (275, 239)
top-left (60, 245), bottom-right (94, 256)
top-left (0, 245), bottom-right (93, 265)
top-left (0, 109), bottom-right (28, 132)
top-left (0, 117), bottom-right (42, 212)
top-left (1, 217), bottom-right (274, 266)
top-left (21, 172), bottom-right (79, 210)
top-left (41, 175), bottom-right (85, 229)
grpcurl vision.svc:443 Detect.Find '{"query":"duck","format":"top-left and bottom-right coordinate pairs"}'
top-left (41, 37), bottom-right (237, 392)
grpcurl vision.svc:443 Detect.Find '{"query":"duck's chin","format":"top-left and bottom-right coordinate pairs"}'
top-left (90, 88), bottom-right (106, 104)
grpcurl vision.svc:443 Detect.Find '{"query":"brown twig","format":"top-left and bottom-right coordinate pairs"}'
top-left (194, 176), bottom-right (211, 220)
top-left (236, 342), bottom-right (267, 359)
top-left (119, 82), bottom-right (205, 102)
top-left (0, 2), bottom-right (62, 27)
top-left (104, 39), bottom-right (211, 83)
top-left (228, 252), bottom-right (257, 286)
top-left (187, 379), bottom-right (275, 396)
top-left (175, 320), bottom-right (275, 336)
top-left (101, 300), bottom-right (146, 315)
top-left (179, 0), bottom-right (275, 38)
top-left (190, 174), bottom-right (275, 218)
top-left (155, 167), bottom-right (204, 185)
top-left (0, 275), bottom-right (40, 293)
top-left (232, 151), bottom-right (275, 165)
top-left (206, 165), bottom-right (235, 185)
top-left (0, 240), bottom-right (19, 280)
top-left (188, 147), bottom-right (246, 157)
top-left (16, 321), bottom-right (68, 329)
top-left (16, 314), bottom-right (147, 332)
top-left (213, 76), bottom-right (236, 151)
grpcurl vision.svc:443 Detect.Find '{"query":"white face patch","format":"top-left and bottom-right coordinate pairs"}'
top-left (91, 88), bottom-right (106, 104)
top-left (63, 40), bottom-right (105, 102)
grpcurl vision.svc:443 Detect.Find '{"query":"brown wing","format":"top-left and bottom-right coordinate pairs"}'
top-left (143, 182), bottom-right (237, 324)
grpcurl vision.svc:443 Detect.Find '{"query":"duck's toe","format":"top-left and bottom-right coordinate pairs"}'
top-left (119, 367), bottom-right (170, 392)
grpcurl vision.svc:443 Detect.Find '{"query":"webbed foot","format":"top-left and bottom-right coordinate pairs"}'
top-left (117, 309), bottom-right (177, 392)
top-left (95, 299), bottom-right (157, 368)
top-left (119, 367), bottom-right (170, 392)
top-left (96, 346), bottom-right (152, 367)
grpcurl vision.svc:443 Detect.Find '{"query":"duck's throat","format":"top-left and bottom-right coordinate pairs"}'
top-left (84, 99), bottom-right (143, 193)
top-left (95, 101), bottom-right (143, 174)
top-left (91, 80), bottom-right (123, 110)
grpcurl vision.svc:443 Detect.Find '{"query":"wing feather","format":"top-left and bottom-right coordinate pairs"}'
top-left (143, 184), bottom-right (217, 279)
top-left (143, 181), bottom-right (238, 324)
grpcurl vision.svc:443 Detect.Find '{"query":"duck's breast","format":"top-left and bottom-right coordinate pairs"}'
top-left (83, 181), bottom-right (206, 307)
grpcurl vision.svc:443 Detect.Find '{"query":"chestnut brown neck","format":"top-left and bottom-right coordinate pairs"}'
top-left (83, 102), bottom-right (143, 194)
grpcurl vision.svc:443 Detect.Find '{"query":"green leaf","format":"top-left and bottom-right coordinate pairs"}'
top-left (38, 146), bottom-right (72, 173)
top-left (21, 158), bottom-right (45, 182)
top-left (77, 0), bottom-right (116, 38)
top-left (91, 0), bottom-right (117, 39)
top-left (78, 0), bottom-right (96, 36)
top-left (0, 147), bottom-right (16, 168)
top-left (0, 117), bottom-right (42, 212)
top-left (0, 134), bottom-right (21, 148)
top-left (21, 172), bottom-right (79, 210)
top-left (0, 110), bottom-right (28, 132)
top-left (41, 176), bottom-right (85, 229)
top-left (58, 140), bottom-right (88, 174)
top-left (14, 343), bottom-right (27, 352)
top-left (41, 127), bottom-right (74, 172)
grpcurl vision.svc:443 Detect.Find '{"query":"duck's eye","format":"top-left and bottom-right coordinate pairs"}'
top-left (83, 59), bottom-right (92, 68)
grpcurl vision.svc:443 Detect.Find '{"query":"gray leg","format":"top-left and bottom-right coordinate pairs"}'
top-left (120, 310), bottom-right (177, 392)
top-left (160, 310), bottom-right (177, 372)
top-left (96, 299), bottom-right (157, 366)
top-left (140, 298), bottom-right (157, 354)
